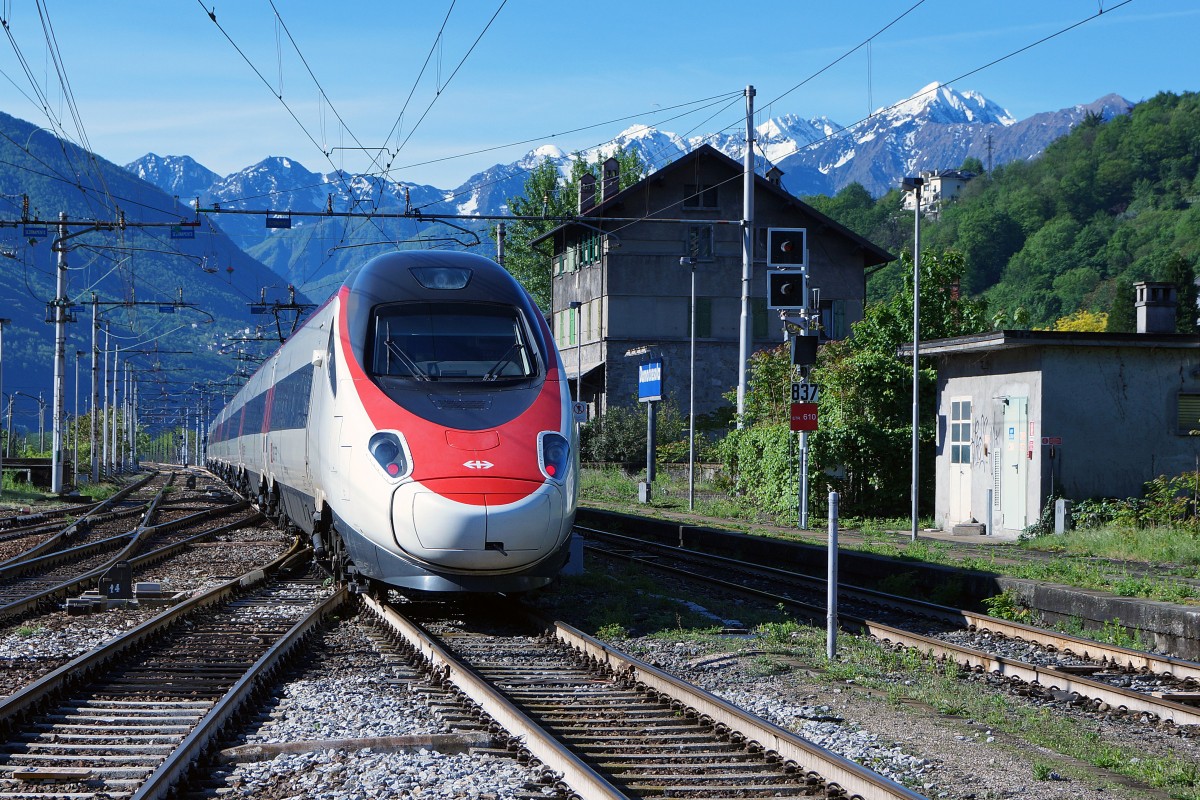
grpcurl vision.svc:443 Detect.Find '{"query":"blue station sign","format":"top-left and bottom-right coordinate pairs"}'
top-left (638, 360), bottom-right (663, 403)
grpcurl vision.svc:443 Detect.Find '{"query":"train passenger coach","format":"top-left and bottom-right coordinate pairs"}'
top-left (207, 251), bottom-right (579, 594)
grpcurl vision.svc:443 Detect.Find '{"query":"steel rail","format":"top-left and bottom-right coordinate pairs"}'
top-left (3, 470), bottom-right (162, 564)
top-left (550, 619), bottom-right (927, 800)
top-left (0, 509), bottom-right (266, 622)
top-left (0, 539), bottom-right (308, 725)
top-left (579, 526), bottom-right (1200, 683)
top-left (134, 584), bottom-right (349, 799)
top-left (362, 594), bottom-right (631, 800)
top-left (586, 538), bottom-right (1200, 728)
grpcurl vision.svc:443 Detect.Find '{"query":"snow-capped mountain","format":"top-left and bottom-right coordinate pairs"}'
top-left (126, 153), bottom-right (220, 201)
top-left (125, 84), bottom-right (1132, 287)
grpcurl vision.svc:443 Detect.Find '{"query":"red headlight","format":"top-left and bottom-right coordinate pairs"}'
top-left (539, 432), bottom-right (570, 481)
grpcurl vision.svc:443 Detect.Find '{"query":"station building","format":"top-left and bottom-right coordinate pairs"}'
top-left (535, 145), bottom-right (894, 420)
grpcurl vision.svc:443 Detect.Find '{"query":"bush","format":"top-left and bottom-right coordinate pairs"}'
top-left (717, 422), bottom-right (798, 517)
top-left (1072, 470), bottom-right (1200, 531)
top-left (582, 398), bottom-right (720, 465)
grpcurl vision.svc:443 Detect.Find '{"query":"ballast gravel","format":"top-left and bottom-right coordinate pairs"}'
top-left (210, 621), bottom-right (556, 800)
top-left (615, 636), bottom-right (1197, 800)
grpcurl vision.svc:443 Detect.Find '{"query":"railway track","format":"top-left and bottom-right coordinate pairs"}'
top-left (364, 594), bottom-right (925, 800)
top-left (580, 525), bottom-right (1200, 730)
top-left (0, 548), bottom-right (341, 799)
top-left (0, 476), bottom-right (264, 624)
top-left (0, 472), bottom-right (160, 566)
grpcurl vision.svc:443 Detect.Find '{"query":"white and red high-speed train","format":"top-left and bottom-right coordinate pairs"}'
top-left (207, 251), bottom-right (578, 594)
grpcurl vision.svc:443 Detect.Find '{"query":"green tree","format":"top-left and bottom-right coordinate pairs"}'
top-left (1162, 251), bottom-right (1198, 332)
top-left (720, 249), bottom-right (988, 517)
top-left (960, 156), bottom-right (984, 174)
top-left (1106, 279), bottom-right (1136, 332)
top-left (495, 147), bottom-right (644, 310)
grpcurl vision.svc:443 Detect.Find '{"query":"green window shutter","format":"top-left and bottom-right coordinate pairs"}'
top-left (1178, 393), bottom-right (1200, 434)
top-left (697, 297), bottom-right (712, 338)
top-left (752, 298), bottom-right (768, 339)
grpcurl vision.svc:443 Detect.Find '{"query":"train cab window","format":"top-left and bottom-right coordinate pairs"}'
top-left (370, 302), bottom-right (538, 383)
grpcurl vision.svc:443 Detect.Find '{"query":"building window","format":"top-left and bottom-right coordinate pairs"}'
top-left (687, 297), bottom-right (713, 339)
top-left (1177, 392), bottom-right (1200, 435)
top-left (684, 184), bottom-right (718, 209)
top-left (686, 224), bottom-right (713, 259)
top-left (752, 298), bottom-right (768, 339)
top-left (819, 299), bottom-right (848, 340)
top-left (950, 399), bottom-right (971, 463)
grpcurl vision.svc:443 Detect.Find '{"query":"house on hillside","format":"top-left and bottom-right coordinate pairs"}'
top-left (902, 169), bottom-right (976, 218)
top-left (913, 282), bottom-right (1200, 537)
top-left (534, 145), bottom-right (894, 420)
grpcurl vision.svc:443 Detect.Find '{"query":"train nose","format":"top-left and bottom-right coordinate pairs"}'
top-left (391, 479), bottom-right (566, 568)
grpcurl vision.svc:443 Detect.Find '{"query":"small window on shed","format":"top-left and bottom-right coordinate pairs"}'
top-left (950, 399), bottom-right (972, 463)
top-left (1177, 392), bottom-right (1200, 435)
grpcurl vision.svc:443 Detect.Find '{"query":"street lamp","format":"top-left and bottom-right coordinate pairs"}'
top-left (568, 301), bottom-right (582, 404)
top-left (680, 257), bottom-right (697, 510)
top-left (901, 175), bottom-right (924, 542)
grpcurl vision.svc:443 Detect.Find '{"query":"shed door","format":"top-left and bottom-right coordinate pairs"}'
top-left (948, 398), bottom-right (972, 523)
top-left (1000, 397), bottom-right (1028, 530)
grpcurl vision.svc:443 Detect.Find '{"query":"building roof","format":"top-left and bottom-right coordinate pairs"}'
top-left (900, 329), bottom-right (1200, 357)
top-left (532, 144), bottom-right (895, 266)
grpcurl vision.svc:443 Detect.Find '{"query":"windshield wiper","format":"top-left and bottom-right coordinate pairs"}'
top-left (385, 339), bottom-right (429, 381)
top-left (483, 343), bottom-right (524, 381)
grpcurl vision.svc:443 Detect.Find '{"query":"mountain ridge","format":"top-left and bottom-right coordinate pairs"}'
top-left (124, 84), bottom-right (1132, 291)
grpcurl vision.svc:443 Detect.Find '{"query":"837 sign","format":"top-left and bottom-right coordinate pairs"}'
top-left (790, 381), bottom-right (819, 404)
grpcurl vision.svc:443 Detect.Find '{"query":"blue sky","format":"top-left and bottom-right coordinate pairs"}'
top-left (0, 0), bottom-right (1194, 188)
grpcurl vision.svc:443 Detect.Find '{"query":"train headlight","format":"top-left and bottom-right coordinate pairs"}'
top-left (538, 431), bottom-right (570, 482)
top-left (369, 431), bottom-right (412, 480)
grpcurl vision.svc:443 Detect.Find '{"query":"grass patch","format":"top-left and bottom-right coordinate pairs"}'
top-left (1023, 525), bottom-right (1200, 569)
top-left (0, 472), bottom-right (54, 504)
top-left (75, 481), bottom-right (123, 501)
top-left (578, 467), bottom-right (1200, 604)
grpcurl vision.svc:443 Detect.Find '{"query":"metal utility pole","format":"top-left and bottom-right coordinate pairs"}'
top-left (90, 297), bottom-right (99, 482)
top-left (37, 392), bottom-right (45, 454)
top-left (102, 324), bottom-right (110, 478)
top-left (496, 221), bottom-right (506, 267)
top-left (110, 347), bottom-right (119, 475)
top-left (683, 257), bottom-right (697, 510)
top-left (902, 176), bottom-right (924, 542)
top-left (737, 85), bottom-right (755, 428)
top-left (74, 350), bottom-right (81, 487)
top-left (0, 318), bottom-right (8, 488)
top-left (50, 212), bottom-right (67, 493)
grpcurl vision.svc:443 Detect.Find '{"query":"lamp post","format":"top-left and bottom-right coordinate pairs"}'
top-left (569, 301), bottom-right (582, 404)
top-left (680, 257), bottom-right (697, 510)
top-left (902, 176), bottom-right (924, 541)
top-left (37, 392), bottom-right (45, 454)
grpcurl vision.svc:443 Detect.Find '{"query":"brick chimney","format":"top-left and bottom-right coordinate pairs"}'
top-left (1135, 281), bottom-right (1177, 333)
top-left (601, 157), bottom-right (619, 202)
top-left (578, 173), bottom-right (596, 214)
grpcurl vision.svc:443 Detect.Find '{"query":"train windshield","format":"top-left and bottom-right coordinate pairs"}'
top-left (370, 302), bottom-right (538, 382)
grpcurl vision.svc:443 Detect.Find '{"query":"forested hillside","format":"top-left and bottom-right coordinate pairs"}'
top-left (807, 91), bottom-right (1200, 330)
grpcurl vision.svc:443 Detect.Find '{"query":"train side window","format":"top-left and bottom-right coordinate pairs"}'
top-left (327, 327), bottom-right (337, 396)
